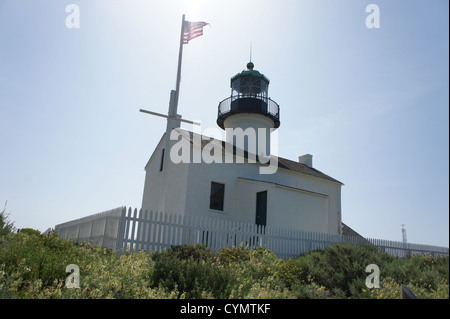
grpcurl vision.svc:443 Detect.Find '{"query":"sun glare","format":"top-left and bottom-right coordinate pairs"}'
top-left (184, 0), bottom-right (204, 20)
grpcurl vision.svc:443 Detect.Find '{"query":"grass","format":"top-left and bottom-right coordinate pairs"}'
top-left (0, 215), bottom-right (448, 299)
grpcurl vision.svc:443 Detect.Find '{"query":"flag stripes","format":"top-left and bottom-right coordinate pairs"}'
top-left (183, 21), bottom-right (209, 44)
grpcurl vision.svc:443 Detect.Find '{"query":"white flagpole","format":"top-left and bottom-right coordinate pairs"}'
top-left (165, 14), bottom-right (185, 134)
top-left (173, 14), bottom-right (185, 118)
top-left (158, 14), bottom-right (186, 213)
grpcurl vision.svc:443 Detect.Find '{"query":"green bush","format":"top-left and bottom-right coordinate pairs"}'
top-left (380, 254), bottom-right (449, 292)
top-left (18, 228), bottom-right (41, 237)
top-left (227, 247), bottom-right (290, 298)
top-left (285, 244), bottom-right (384, 297)
top-left (217, 245), bottom-right (251, 264)
top-left (0, 232), bottom-right (95, 297)
top-left (276, 257), bottom-right (308, 288)
top-left (282, 244), bottom-right (449, 299)
top-left (166, 244), bottom-right (215, 262)
top-left (0, 205), bottom-right (14, 242)
top-left (0, 229), bottom-right (448, 299)
top-left (150, 252), bottom-right (235, 298)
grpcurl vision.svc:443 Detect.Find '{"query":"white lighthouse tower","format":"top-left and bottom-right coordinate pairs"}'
top-left (217, 62), bottom-right (280, 158)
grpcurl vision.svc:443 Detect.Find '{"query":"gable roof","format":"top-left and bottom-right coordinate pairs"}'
top-left (148, 129), bottom-right (343, 185)
top-left (277, 156), bottom-right (342, 184)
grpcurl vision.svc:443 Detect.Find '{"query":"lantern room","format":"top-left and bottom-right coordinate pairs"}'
top-left (217, 62), bottom-right (280, 130)
top-left (231, 61), bottom-right (269, 100)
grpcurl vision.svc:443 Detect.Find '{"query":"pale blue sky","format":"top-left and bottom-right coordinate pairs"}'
top-left (1, 0), bottom-right (448, 247)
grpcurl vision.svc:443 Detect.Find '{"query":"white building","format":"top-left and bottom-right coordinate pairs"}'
top-left (141, 62), bottom-right (343, 235)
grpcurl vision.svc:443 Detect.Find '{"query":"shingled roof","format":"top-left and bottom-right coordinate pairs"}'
top-left (277, 157), bottom-right (342, 184)
top-left (173, 129), bottom-right (343, 185)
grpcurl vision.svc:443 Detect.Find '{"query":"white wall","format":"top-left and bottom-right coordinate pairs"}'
top-left (223, 113), bottom-right (274, 157)
top-left (272, 184), bottom-right (329, 233)
top-left (232, 178), bottom-right (331, 233)
top-left (141, 134), bottom-right (189, 214)
top-left (141, 132), bottom-right (342, 235)
top-left (182, 145), bottom-right (342, 234)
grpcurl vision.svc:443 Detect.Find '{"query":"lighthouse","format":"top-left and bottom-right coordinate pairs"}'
top-left (217, 62), bottom-right (280, 159)
top-left (138, 60), bottom-right (341, 235)
top-left (55, 16), bottom-right (346, 252)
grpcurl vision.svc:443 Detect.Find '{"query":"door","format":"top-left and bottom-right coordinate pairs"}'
top-left (255, 191), bottom-right (267, 227)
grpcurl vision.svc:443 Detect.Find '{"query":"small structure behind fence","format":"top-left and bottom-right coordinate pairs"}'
top-left (55, 207), bottom-right (449, 259)
top-left (55, 207), bottom-right (123, 250)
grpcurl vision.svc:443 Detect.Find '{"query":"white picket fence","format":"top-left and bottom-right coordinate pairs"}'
top-left (55, 207), bottom-right (449, 259)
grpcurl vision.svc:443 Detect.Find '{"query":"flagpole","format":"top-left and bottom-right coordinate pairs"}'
top-left (158, 14), bottom-right (185, 213)
top-left (165, 15), bottom-right (185, 138)
top-left (173, 14), bottom-right (185, 118)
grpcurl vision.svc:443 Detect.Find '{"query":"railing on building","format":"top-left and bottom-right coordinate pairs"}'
top-left (217, 96), bottom-right (280, 129)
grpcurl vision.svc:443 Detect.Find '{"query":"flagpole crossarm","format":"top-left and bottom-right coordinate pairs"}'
top-left (139, 108), bottom-right (201, 126)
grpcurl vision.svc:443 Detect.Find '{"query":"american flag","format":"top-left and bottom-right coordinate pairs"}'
top-left (183, 21), bottom-right (209, 44)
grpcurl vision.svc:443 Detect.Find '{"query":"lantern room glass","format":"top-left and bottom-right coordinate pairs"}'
top-left (231, 77), bottom-right (268, 100)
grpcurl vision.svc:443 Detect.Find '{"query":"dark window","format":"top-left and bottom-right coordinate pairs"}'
top-left (209, 182), bottom-right (225, 211)
top-left (255, 191), bottom-right (267, 227)
top-left (159, 149), bottom-right (165, 172)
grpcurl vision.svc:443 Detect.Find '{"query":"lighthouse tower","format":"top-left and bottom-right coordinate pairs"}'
top-left (217, 62), bottom-right (280, 158)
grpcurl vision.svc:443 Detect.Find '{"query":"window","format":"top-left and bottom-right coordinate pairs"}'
top-left (209, 182), bottom-right (225, 211)
top-left (159, 149), bottom-right (165, 172)
top-left (255, 191), bottom-right (267, 227)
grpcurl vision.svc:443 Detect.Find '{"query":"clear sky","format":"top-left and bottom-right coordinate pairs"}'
top-left (1, 0), bottom-right (448, 247)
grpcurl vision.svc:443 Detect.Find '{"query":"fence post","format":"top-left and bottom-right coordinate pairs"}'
top-left (162, 212), bottom-right (169, 251)
top-left (168, 213), bottom-right (175, 250)
top-left (115, 207), bottom-right (125, 251)
top-left (141, 209), bottom-right (149, 251)
top-left (134, 208), bottom-right (143, 251)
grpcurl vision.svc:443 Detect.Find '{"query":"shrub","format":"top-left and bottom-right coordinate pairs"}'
top-left (166, 244), bottom-right (215, 262)
top-left (381, 254), bottom-right (449, 291)
top-left (19, 228), bottom-right (41, 237)
top-left (217, 245), bottom-right (251, 264)
top-left (150, 252), bottom-right (236, 298)
top-left (245, 247), bottom-right (281, 282)
top-left (62, 250), bottom-right (176, 299)
top-left (276, 258), bottom-right (308, 288)
top-left (288, 244), bottom-right (383, 297)
top-left (227, 247), bottom-right (284, 298)
top-left (0, 204), bottom-right (14, 243)
top-left (0, 227), bottom-right (448, 299)
top-left (0, 232), bottom-right (98, 297)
